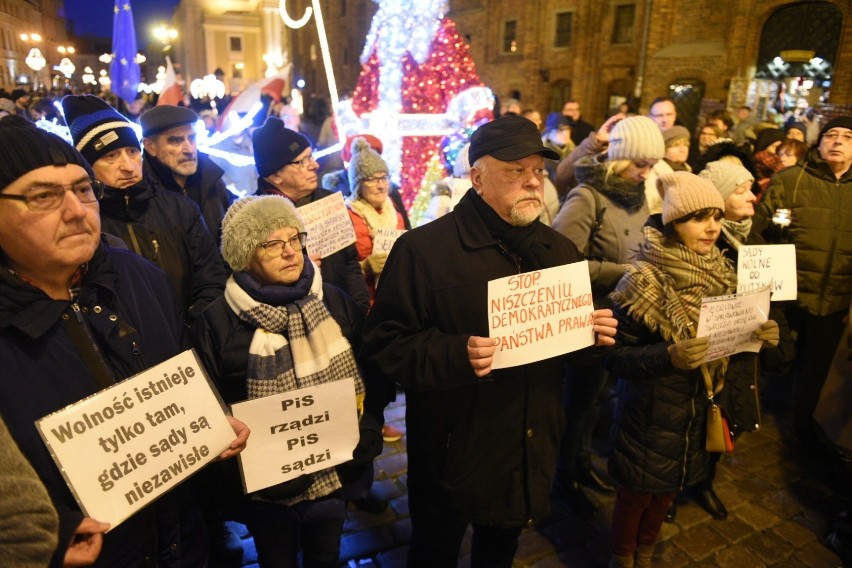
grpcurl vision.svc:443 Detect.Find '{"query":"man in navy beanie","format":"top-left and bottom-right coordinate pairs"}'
top-left (252, 116), bottom-right (370, 314)
top-left (758, 115), bottom-right (852, 444)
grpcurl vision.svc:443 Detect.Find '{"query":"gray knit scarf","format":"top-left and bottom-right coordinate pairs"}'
top-left (610, 225), bottom-right (737, 379)
top-left (720, 218), bottom-right (752, 250)
top-left (224, 269), bottom-right (365, 506)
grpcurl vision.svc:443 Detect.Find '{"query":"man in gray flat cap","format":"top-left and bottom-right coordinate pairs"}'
top-left (140, 105), bottom-right (232, 237)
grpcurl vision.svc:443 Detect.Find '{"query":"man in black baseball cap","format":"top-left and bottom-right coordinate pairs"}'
top-left (360, 114), bottom-right (617, 567)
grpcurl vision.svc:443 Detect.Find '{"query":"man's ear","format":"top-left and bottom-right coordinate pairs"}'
top-left (142, 137), bottom-right (156, 157)
top-left (470, 166), bottom-right (483, 195)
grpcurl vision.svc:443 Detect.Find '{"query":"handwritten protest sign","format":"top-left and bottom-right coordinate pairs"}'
top-left (696, 289), bottom-right (771, 362)
top-left (36, 350), bottom-right (235, 528)
top-left (298, 192), bottom-right (356, 258)
top-left (230, 379), bottom-right (359, 493)
top-left (736, 244), bottom-right (797, 301)
top-left (488, 261), bottom-right (595, 370)
top-left (372, 228), bottom-right (406, 255)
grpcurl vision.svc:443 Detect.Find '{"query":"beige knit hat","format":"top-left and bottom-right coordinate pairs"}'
top-left (608, 115), bottom-right (666, 161)
top-left (348, 137), bottom-right (388, 197)
top-left (698, 160), bottom-right (754, 200)
top-left (220, 195), bottom-right (306, 272)
top-left (659, 171), bottom-right (725, 225)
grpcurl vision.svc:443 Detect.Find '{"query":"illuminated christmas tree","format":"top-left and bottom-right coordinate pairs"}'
top-left (336, 0), bottom-right (493, 224)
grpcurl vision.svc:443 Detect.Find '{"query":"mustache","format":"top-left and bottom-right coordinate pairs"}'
top-left (512, 191), bottom-right (542, 205)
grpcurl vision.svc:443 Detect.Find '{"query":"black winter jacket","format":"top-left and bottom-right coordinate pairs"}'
top-left (0, 242), bottom-right (206, 567)
top-left (99, 178), bottom-right (228, 321)
top-left (143, 151), bottom-right (232, 240)
top-left (361, 190), bottom-right (605, 527)
top-left (757, 147), bottom-right (852, 316)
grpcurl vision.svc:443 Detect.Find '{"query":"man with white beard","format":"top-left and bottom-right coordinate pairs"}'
top-left (361, 115), bottom-right (618, 567)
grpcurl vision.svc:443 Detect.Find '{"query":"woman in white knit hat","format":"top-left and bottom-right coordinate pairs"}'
top-left (550, 115), bottom-right (666, 517)
top-left (605, 172), bottom-right (779, 567)
top-left (190, 195), bottom-right (385, 567)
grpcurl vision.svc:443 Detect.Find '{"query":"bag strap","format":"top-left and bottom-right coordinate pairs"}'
top-left (701, 364), bottom-right (724, 402)
top-left (581, 185), bottom-right (607, 259)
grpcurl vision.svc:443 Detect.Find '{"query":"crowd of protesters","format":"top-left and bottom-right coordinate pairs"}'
top-left (0, 82), bottom-right (850, 568)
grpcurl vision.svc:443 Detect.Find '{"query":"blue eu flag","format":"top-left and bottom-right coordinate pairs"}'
top-left (110, 0), bottom-right (141, 104)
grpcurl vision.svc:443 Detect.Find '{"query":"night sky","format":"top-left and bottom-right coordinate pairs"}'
top-left (62, 0), bottom-right (180, 47)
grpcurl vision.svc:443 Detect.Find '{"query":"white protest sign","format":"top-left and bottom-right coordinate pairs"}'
top-left (36, 350), bottom-right (235, 528)
top-left (736, 244), bottom-right (797, 301)
top-left (298, 192), bottom-right (357, 258)
top-left (696, 289), bottom-right (771, 362)
top-left (230, 378), bottom-right (359, 493)
top-left (488, 261), bottom-right (595, 370)
top-left (372, 228), bottom-right (406, 255)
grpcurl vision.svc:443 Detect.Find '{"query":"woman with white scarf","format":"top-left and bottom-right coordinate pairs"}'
top-left (346, 137), bottom-right (406, 303)
top-left (191, 195), bottom-right (384, 568)
top-left (605, 172), bottom-right (779, 568)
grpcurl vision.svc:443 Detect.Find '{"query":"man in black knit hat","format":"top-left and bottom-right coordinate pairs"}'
top-left (62, 94), bottom-right (227, 322)
top-left (0, 115), bottom-right (248, 567)
top-left (758, 115), bottom-right (852, 443)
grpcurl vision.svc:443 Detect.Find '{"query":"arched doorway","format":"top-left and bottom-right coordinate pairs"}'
top-left (754, 1), bottom-right (840, 116)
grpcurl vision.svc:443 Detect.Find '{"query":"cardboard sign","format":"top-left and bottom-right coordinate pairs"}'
top-left (488, 262), bottom-right (595, 370)
top-left (696, 289), bottom-right (771, 362)
top-left (36, 350), bottom-right (235, 528)
top-left (372, 228), bottom-right (406, 255)
top-left (736, 244), bottom-right (797, 301)
top-left (230, 378), bottom-right (359, 493)
top-left (298, 193), bottom-right (357, 258)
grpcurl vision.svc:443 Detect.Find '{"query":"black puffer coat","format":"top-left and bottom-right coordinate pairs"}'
top-left (605, 306), bottom-right (710, 493)
top-left (757, 147), bottom-right (852, 317)
top-left (99, 178), bottom-right (228, 321)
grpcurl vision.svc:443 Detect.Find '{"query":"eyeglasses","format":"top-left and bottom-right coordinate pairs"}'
top-left (258, 232), bottom-right (308, 256)
top-left (823, 131), bottom-right (852, 142)
top-left (0, 180), bottom-right (104, 211)
top-left (362, 174), bottom-right (390, 187)
top-left (288, 155), bottom-right (316, 169)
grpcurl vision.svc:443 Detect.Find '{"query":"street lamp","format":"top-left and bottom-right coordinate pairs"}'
top-left (20, 33), bottom-right (46, 88)
top-left (153, 25), bottom-right (178, 45)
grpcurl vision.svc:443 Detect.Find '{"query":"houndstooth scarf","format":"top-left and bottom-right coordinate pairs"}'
top-left (224, 265), bottom-right (365, 506)
top-left (610, 225), bottom-right (737, 379)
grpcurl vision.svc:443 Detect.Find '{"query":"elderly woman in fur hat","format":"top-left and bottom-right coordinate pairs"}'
top-left (604, 172), bottom-right (779, 568)
top-left (190, 195), bottom-right (384, 568)
top-left (345, 137), bottom-right (406, 303)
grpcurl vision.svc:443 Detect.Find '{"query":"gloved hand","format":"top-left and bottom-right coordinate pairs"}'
top-left (668, 336), bottom-right (710, 370)
top-left (350, 427), bottom-right (383, 466)
top-left (753, 320), bottom-right (780, 347)
top-left (362, 253), bottom-right (388, 276)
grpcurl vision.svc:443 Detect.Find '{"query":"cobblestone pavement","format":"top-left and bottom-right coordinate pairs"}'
top-left (230, 388), bottom-right (848, 568)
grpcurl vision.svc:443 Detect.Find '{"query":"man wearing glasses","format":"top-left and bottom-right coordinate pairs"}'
top-left (361, 115), bottom-right (618, 567)
top-left (758, 116), bottom-right (852, 444)
top-left (140, 105), bottom-right (232, 237)
top-left (252, 116), bottom-right (371, 315)
top-left (0, 115), bottom-right (249, 566)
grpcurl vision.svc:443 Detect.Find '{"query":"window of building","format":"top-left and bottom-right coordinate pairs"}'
top-left (340, 0), bottom-right (346, 17)
top-left (555, 11), bottom-right (573, 47)
top-left (232, 62), bottom-right (243, 79)
top-left (228, 35), bottom-right (243, 53)
top-left (612, 4), bottom-right (635, 44)
top-left (502, 19), bottom-right (518, 53)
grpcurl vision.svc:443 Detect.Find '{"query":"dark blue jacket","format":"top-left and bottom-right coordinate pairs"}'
top-left (99, 177), bottom-right (228, 321)
top-left (0, 242), bottom-right (206, 567)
